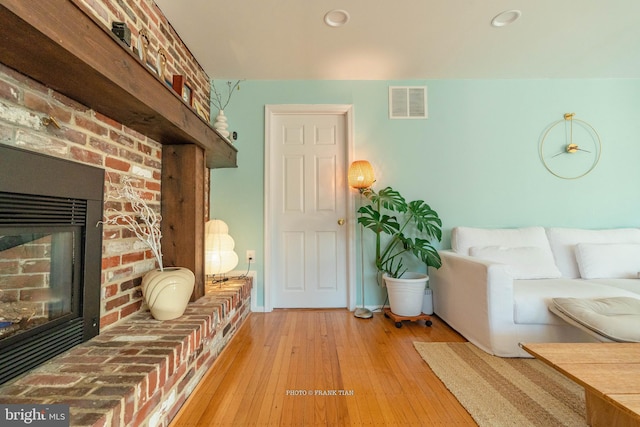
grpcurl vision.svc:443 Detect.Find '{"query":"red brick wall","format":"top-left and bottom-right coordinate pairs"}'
top-left (77, 0), bottom-right (210, 113)
top-left (0, 63), bottom-right (162, 330)
top-left (0, 1), bottom-right (210, 331)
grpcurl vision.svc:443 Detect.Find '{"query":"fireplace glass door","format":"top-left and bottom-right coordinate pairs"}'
top-left (0, 226), bottom-right (82, 347)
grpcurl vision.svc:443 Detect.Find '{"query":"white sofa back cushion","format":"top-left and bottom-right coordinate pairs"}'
top-left (546, 228), bottom-right (640, 278)
top-left (469, 246), bottom-right (562, 279)
top-left (452, 226), bottom-right (552, 256)
top-left (576, 243), bottom-right (640, 279)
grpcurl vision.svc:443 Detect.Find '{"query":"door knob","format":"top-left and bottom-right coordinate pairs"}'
top-left (337, 218), bottom-right (345, 226)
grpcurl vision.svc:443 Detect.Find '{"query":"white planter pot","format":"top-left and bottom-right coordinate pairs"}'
top-left (141, 267), bottom-right (195, 320)
top-left (383, 272), bottom-right (428, 317)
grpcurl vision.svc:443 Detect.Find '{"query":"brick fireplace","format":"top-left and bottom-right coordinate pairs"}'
top-left (0, 64), bottom-right (251, 424)
top-left (0, 145), bottom-right (104, 384)
top-left (0, 0), bottom-right (245, 425)
top-left (0, 60), bottom-right (165, 330)
top-left (0, 0), bottom-right (235, 333)
top-left (2, 59), bottom-right (163, 316)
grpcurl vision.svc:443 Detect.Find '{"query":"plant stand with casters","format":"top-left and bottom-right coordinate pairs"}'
top-left (383, 307), bottom-right (432, 328)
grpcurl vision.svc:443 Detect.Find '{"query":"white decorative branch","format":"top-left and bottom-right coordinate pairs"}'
top-left (101, 176), bottom-right (163, 271)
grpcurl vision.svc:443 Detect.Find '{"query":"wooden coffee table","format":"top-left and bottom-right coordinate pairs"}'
top-left (521, 343), bottom-right (640, 427)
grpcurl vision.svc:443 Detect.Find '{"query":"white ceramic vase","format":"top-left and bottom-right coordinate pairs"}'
top-left (141, 267), bottom-right (195, 320)
top-left (213, 109), bottom-right (230, 138)
top-left (383, 272), bottom-right (429, 316)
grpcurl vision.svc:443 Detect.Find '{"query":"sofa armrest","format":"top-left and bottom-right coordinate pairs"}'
top-left (429, 250), bottom-right (517, 355)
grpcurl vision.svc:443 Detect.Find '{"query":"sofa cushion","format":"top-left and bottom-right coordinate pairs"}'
top-left (469, 246), bottom-right (561, 279)
top-left (452, 226), bottom-right (553, 256)
top-left (586, 278), bottom-right (640, 295)
top-left (546, 227), bottom-right (640, 279)
top-left (549, 297), bottom-right (640, 342)
top-left (513, 279), bottom-right (640, 325)
top-left (575, 243), bottom-right (640, 279)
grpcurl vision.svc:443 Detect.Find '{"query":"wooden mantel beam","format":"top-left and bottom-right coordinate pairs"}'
top-left (0, 0), bottom-right (237, 169)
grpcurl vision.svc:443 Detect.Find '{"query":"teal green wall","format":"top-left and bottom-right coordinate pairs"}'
top-left (211, 79), bottom-right (640, 309)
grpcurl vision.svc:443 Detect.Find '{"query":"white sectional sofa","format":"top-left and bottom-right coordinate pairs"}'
top-left (429, 226), bottom-right (640, 357)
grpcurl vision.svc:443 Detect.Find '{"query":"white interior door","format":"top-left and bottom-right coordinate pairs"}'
top-left (266, 106), bottom-right (352, 309)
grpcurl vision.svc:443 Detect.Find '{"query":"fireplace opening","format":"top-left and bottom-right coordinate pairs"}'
top-left (0, 226), bottom-right (82, 342)
top-left (0, 145), bottom-right (104, 384)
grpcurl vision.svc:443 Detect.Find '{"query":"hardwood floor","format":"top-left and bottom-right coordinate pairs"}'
top-left (170, 309), bottom-right (476, 426)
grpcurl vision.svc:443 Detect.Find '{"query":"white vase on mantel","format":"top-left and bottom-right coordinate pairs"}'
top-left (213, 109), bottom-right (230, 139)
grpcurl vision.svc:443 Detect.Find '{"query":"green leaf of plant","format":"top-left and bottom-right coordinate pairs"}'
top-left (410, 238), bottom-right (442, 268)
top-left (381, 257), bottom-right (406, 278)
top-left (407, 200), bottom-right (443, 241)
top-left (358, 185), bottom-right (443, 275)
top-left (357, 205), bottom-right (400, 235)
top-left (367, 187), bottom-right (407, 213)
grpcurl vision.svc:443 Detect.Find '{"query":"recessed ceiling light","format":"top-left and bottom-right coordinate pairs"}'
top-left (324, 9), bottom-right (350, 27)
top-left (491, 9), bottom-right (521, 27)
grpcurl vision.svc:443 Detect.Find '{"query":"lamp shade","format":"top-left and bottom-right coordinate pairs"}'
top-left (348, 160), bottom-right (375, 189)
top-left (205, 234), bottom-right (235, 251)
top-left (205, 219), bottom-right (229, 235)
top-left (205, 250), bottom-right (239, 275)
top-left (205, 219), bottom-right (238, 275)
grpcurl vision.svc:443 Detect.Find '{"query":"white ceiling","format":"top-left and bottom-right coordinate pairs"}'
top-left (153, 0), bottom-right (640, 80)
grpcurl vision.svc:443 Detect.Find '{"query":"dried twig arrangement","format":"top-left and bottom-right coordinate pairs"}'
top-left (211, 80), bottom-right (242, 111)
top-left (101, 176), bottom-right (163, 271)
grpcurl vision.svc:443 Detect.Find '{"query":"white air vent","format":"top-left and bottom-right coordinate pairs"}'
top-left (389, 86), bottom-right (427, 119)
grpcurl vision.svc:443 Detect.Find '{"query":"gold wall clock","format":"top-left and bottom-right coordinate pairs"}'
top-left (539, 113), bottom-right (602, 179)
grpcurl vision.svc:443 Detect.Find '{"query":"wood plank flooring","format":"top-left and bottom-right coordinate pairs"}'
top-left (170, 309), bottom-right (476, 426)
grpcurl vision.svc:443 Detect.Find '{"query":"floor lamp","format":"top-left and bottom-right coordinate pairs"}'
top-left (348, 160), bottom-right (375, 319)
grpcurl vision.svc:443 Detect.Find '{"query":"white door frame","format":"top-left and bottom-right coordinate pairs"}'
top-left (264, 104), bottom-right (356, 312)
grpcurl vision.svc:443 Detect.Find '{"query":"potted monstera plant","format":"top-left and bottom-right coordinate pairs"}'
top-left (358, 186), bottom-right (442, 316)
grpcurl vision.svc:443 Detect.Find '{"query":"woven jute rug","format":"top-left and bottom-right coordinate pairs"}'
top-left (413, 342), bottom-right (587, 427)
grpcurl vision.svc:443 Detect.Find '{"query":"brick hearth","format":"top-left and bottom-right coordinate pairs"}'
top-left (0, 278), bottom-right (251, 427)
